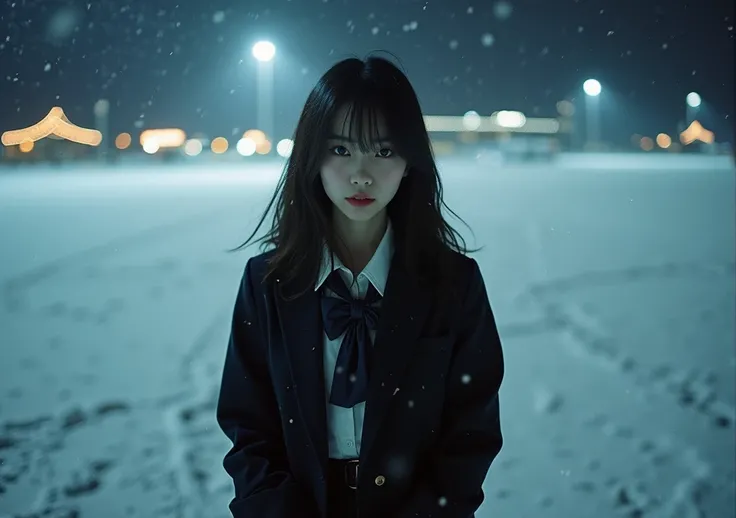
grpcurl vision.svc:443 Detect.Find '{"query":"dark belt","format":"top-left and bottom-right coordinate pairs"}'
top-left (329, 458), bottom-right (360, 490)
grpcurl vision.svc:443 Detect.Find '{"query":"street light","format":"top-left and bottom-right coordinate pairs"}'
top-left (252, 41), bottom-right (276, 62)
top-left (583, 79), bottom-right (602, 97)
top-left (686, 92), bottom-right (701, 126)
top-left (252, 41), bottom-right (276, 149)
top-left (686, 92), bottom-right (701, 108)
top-left (583, 79), bottom-right (602, 149)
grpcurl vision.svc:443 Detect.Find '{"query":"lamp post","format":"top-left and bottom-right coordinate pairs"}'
top-left (93, 99), bottom-right (110, 161)
top-left (252, 41), bottom-right (276, 148)
top-left (686, 92), bottom-right (701, 125)
top-left (583, 79), bottom-right (602, 150)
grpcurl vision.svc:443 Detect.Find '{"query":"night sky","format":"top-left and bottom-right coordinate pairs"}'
top-left (0, 0), bottom-right (733, 147)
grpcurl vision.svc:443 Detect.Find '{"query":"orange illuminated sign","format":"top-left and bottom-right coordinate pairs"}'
top-left (1, 107), bottom-right (102, 147)
top-left (680, 120), bottom-right (715, 145)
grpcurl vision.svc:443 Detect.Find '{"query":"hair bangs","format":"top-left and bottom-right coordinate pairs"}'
top-left (334, 90), bottom-right (393, 154)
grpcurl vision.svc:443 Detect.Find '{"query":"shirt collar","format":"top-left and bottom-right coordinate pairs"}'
top-left (315, 220), bottom-right (394, 296)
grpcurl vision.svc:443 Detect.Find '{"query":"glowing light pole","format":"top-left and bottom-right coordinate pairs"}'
top-left (686, 92), bottom-right (701, 125)
top-left (583, 79), bottom-right (602, 150)
top-left (252, 41), bottom-right (276, 147)
top-left (93, 99), bottom-right (110, 161)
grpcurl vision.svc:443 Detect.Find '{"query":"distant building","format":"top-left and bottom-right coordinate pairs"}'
top-left (1, 107), bottom-right (101, 165)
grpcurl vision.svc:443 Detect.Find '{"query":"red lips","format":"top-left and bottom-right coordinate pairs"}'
top-left (346, 195), bottom-right (375, 207)
top-left (348, 193), bottom-right (374, 200)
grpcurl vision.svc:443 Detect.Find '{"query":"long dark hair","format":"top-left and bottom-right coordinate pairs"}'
top-left (231, 53), bottom-right (478, 299)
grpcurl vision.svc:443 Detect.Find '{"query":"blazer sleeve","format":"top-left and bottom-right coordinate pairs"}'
top-left (395, 258), bottom-right (505, 518)
top-left (216, 258), bottom-right (318, 518)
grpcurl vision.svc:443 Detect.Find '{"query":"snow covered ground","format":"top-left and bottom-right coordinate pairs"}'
top-left (0, 156), bottom-right (734, 518)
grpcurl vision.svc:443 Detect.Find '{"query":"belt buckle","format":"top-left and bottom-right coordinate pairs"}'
top-left (345, 459), bottom-right (359, 490)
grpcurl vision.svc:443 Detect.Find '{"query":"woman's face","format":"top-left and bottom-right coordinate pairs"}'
top-left (319, 105), bottom-right (407, 224)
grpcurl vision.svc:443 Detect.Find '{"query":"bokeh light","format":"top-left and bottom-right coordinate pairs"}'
top-left (556, 100), bottom-right (575, 117)
top-left (640, 137), bottom-right (654, 151)
top-left (211, 137), bottom-right (229, 154)
top-left (115, 133), bottom-right (132, 150)
top-left (256, 139), bottom-right (272, 155)
top-left (142, 140), bottom-right (159, 154)
top-left (656, 133), bottom-right (672, 149)
top-left (237, 138), bottom-right (257, 156)
top-left (184, 139), bottom-right (203, 156)
top-left (276, 138), bottom-right (294, 157)
top-left (244, 129), bottom-right (271, 154)
top-left (462, 111), bottom-right (482, 131)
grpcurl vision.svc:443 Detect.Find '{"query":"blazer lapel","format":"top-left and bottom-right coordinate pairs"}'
top-left (360, 259), bottom-right (432, 464)
top-left (272, 258), bottom-right (433, 475)
top-left (274, 283), bottom-right (329, 475)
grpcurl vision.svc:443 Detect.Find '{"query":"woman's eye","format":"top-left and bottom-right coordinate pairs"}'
top-left (330, 145), bottom-right (350, 156)
top-left (376, 148), bottom-right (394, 158)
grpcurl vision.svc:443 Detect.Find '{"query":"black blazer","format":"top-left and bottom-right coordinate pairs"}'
top-left (216, 249), bottom-right (504, 518)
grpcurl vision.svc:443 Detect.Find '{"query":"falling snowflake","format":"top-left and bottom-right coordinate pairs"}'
top-left (493, 1), bottom-right (513, 20)
top-left (44, 63), bottom-right (52, 72)
top-left (402, 20), bottom-right (418, 32)
top-left (212, 11), bottom-right (225, 24)
top-left (662, 43), bottom-right (668, 50)
top-left (467, 6), bottom-right (474, 14)
top-left (449, 40), bottom-right (459, 50)
top-left (461, 374), bottom-right (472, 384)
top-left (577, 26), bottom-right (584, 33)
top-left (371, 26), bottom-right (379, 35)
top-left (481, 33), bottom-right (495, 47)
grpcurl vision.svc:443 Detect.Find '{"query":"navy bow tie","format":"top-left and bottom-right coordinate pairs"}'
top-left (320, 270), bottom-right (382, 408)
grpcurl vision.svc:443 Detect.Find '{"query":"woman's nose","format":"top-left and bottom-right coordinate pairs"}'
top-left (350, 167), bottom-right (373, 185)
top-left (351, 175), bottom-right (372, 186)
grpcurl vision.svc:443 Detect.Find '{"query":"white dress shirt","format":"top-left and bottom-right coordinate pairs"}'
top-left (314, 221), bottom-right (394, 460)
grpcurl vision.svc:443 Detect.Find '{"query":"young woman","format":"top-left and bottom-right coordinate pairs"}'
top-left (216, 55), bottom-right (505, 518)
